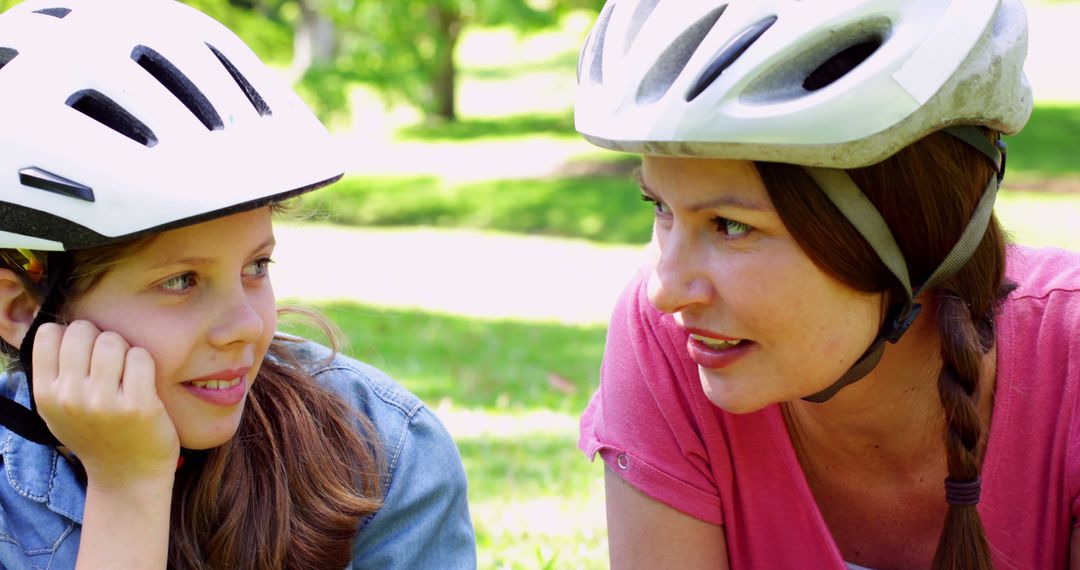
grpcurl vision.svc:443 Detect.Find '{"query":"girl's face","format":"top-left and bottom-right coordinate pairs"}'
top-left (67, 207), bottom-right (277, 449)
top-left (642, 155), bottom-right (883, 413)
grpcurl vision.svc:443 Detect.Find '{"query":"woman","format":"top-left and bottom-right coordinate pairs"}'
top-left (576, 1), bottom-right (1079, 568)
top-left (0, 0), bottom-right (475, 567)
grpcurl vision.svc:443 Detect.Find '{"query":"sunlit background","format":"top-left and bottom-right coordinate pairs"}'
top-left (277, 3), bottom-right (1080, 566)
top-left (192, 1), bottom-right (1080, 568)
top-left (6, 0), bottom-right (1075, 567)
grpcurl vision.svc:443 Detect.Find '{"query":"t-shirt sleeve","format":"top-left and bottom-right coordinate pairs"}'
top-left (1007, 247), bottom-right (1080, 529)
top-left (579, 271), bottom-right (727, 525)
top-left (1046, 262), bottom-right (1080, 528)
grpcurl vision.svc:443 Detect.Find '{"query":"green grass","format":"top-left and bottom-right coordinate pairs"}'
top-left (1003, 103), bottom-right (1080, 177)
top-left (283, 301), bottom-right (605, 414)
top-left (396, 111), bottom-right (576, 141)
top-left (302, 169), bottom-right (654, 244)
top-left (996, 190), bottom-right (1080, 251)
top-left (280, 302), bottom-right (610, 569)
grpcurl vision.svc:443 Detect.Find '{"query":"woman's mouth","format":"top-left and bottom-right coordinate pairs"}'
top-left (686, 331), bottom-right (753, 369)
top-left (690, 334), bottom-right (744, 349)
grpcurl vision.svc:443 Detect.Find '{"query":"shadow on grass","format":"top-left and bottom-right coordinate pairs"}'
top-left (397, 111), bottom-right (576, 141)
top-left (1005, 103), bottom-right (1080, 178)
top-left (301, 172), bottom-right (655, 244)
top-left (283, 301), bottom-right (607, 414)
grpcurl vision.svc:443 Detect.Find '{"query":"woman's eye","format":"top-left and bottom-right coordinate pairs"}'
top-left (715, 217), bottom-right (751, 238)
top-left (244, 257), bottom-right (273, 278)
top-left (160, 272), bottom-right (197, 293)
top-left (640, 194), bottom-right (669, 215)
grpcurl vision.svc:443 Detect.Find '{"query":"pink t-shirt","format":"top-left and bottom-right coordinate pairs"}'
top-left (580, 245), bottom-right (1080, 568)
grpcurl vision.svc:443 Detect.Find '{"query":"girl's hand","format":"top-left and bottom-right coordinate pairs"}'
top-left (31, 320), bottom-right (180, 488)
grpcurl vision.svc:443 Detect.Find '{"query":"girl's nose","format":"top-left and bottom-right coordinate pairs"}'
top-left (208, 288), bottom-right (266, 348)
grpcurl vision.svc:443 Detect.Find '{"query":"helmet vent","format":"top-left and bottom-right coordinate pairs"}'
top-left (32, 7), bottom-right (71, 18)
top-left (0, 48), bottom-right (16, 71)
top-left (623, 0), bottom-right (660, 54)
top-left (803, 39), bottom-right (882, 91)
top-left (66, 89), bottom-right (159, 147)
top-left (132, 45), bottom-right (224, 131)
top-left (636, 5), bottom-right (726, 105)
top-left (587, 1), bottom-right (616, 84)
top-left (687, 15), bottom-right (776, 102)
top-left (19, 167), bottom-right (95, 202)
top-left (206, 43), bottom-right (271, 116)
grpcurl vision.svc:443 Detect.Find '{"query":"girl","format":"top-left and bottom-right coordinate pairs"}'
top-left (575, 1), bottom-right (1079, 569)
top-left (0, 0), bottom-right (475, 568)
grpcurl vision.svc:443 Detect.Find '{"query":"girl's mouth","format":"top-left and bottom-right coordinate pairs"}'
top-left (183, 376), bottom-right (247, 406)
top-left (188, 377), bottom-right (242, 390)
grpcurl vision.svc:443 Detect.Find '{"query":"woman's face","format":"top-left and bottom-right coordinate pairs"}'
top-left (642, 155), bottom-right (883, 413)
top-left (66, 207), bottom-right (277, 449)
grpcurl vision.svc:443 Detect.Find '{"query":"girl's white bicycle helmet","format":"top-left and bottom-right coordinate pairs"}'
top-left (575, 0), bottom-right (1032, 402)
top-left (0, 0), bottom-right (343, 446)
top-left (0, 0), bottom-right (343, 252)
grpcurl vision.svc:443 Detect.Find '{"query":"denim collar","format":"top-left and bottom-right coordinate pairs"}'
top-left (1, 373), bottom-right (86, 524)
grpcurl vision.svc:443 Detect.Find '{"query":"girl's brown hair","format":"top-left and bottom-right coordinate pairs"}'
top-left (1, 225), bottom-right (384, 569)
top-left (756, 128), bottom-right (1010, 570)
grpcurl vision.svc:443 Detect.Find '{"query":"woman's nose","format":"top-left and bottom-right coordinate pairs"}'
top-left (646, 227), bottom-right (716, 314)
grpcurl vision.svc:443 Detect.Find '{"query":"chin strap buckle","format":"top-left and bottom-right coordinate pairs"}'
top-left (883, 302), bottom-right (922, 344)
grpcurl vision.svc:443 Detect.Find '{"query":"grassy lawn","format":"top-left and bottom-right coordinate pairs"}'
top-left (300, 168), bottom-right (652, 244)
top-left (997, 190), bottom-right (1080, 252)
top-left (282, 303), bottom-right (609, 569)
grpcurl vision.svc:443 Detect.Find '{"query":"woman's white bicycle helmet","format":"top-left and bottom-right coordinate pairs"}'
top-left (576, 0), bottom-right (1031, 167)
top-left (575, 0), bottom-right (1032, 401)
top-left (0, 0), bottom-right (343, 446)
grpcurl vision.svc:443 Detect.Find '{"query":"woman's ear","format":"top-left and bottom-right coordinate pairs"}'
top-left (0, 268), bottom-right (38, 347)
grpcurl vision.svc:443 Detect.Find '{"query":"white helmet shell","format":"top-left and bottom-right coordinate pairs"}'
top-left (0, 0), bottom-right (343, 251)
top-left (575, 0), bottom-right (1033, 167)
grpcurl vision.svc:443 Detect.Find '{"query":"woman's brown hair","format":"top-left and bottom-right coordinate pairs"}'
top-left (1, 224), bottom-right (385, 569)
top-left (756, 128), bottom-right (1011, 570)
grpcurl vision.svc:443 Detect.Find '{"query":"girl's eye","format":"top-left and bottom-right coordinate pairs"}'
top-left (714, 217), bottom-right (751, 238)
top-left (244, 257), bottom-right (273, 278)
top-left (160, 272), bottom-right (197, 293)
top-left (640, 194), bottom-right (670, 215)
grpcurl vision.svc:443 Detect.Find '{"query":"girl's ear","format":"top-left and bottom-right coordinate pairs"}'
top-left (0, 268), bottom-right (38, 347)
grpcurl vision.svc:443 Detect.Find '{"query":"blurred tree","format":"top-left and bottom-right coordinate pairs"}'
top-left (307, 0), bottom-right (605, 124)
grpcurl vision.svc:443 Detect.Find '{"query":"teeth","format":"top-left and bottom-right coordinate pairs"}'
top-left (691, 334), bottom-right (743, 349)
top-left (190, 377), bottom-right (241, 390)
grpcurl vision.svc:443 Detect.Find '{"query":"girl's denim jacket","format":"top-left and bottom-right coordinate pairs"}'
top-left (0, 342), bottom-right (476, 569)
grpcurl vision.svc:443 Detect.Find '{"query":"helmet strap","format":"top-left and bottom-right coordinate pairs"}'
top-left (0, 252), bottom-right (73, 447)
top-left (800, 128), bottom-right (1004, 403)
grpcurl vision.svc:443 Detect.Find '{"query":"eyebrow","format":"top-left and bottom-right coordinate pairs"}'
top-left (634, 167), bottom-right (770, 213)
top-left (148, 235), bottom-right (276, 271)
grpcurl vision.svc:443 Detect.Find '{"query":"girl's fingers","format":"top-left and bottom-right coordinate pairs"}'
top-left (30, 322), bottom-right (64, 396)
top-left (88, 331), bottom-right (129, 397)
top-left (120, 347), bottom-right (157, 403)
top-left (56, 320), bottom-right (99, 389)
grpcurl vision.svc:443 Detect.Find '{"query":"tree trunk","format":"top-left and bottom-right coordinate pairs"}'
top-left (429, 4), bottom-right (462, 123)
top-left (293, 0), bottom-right (336, 77)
